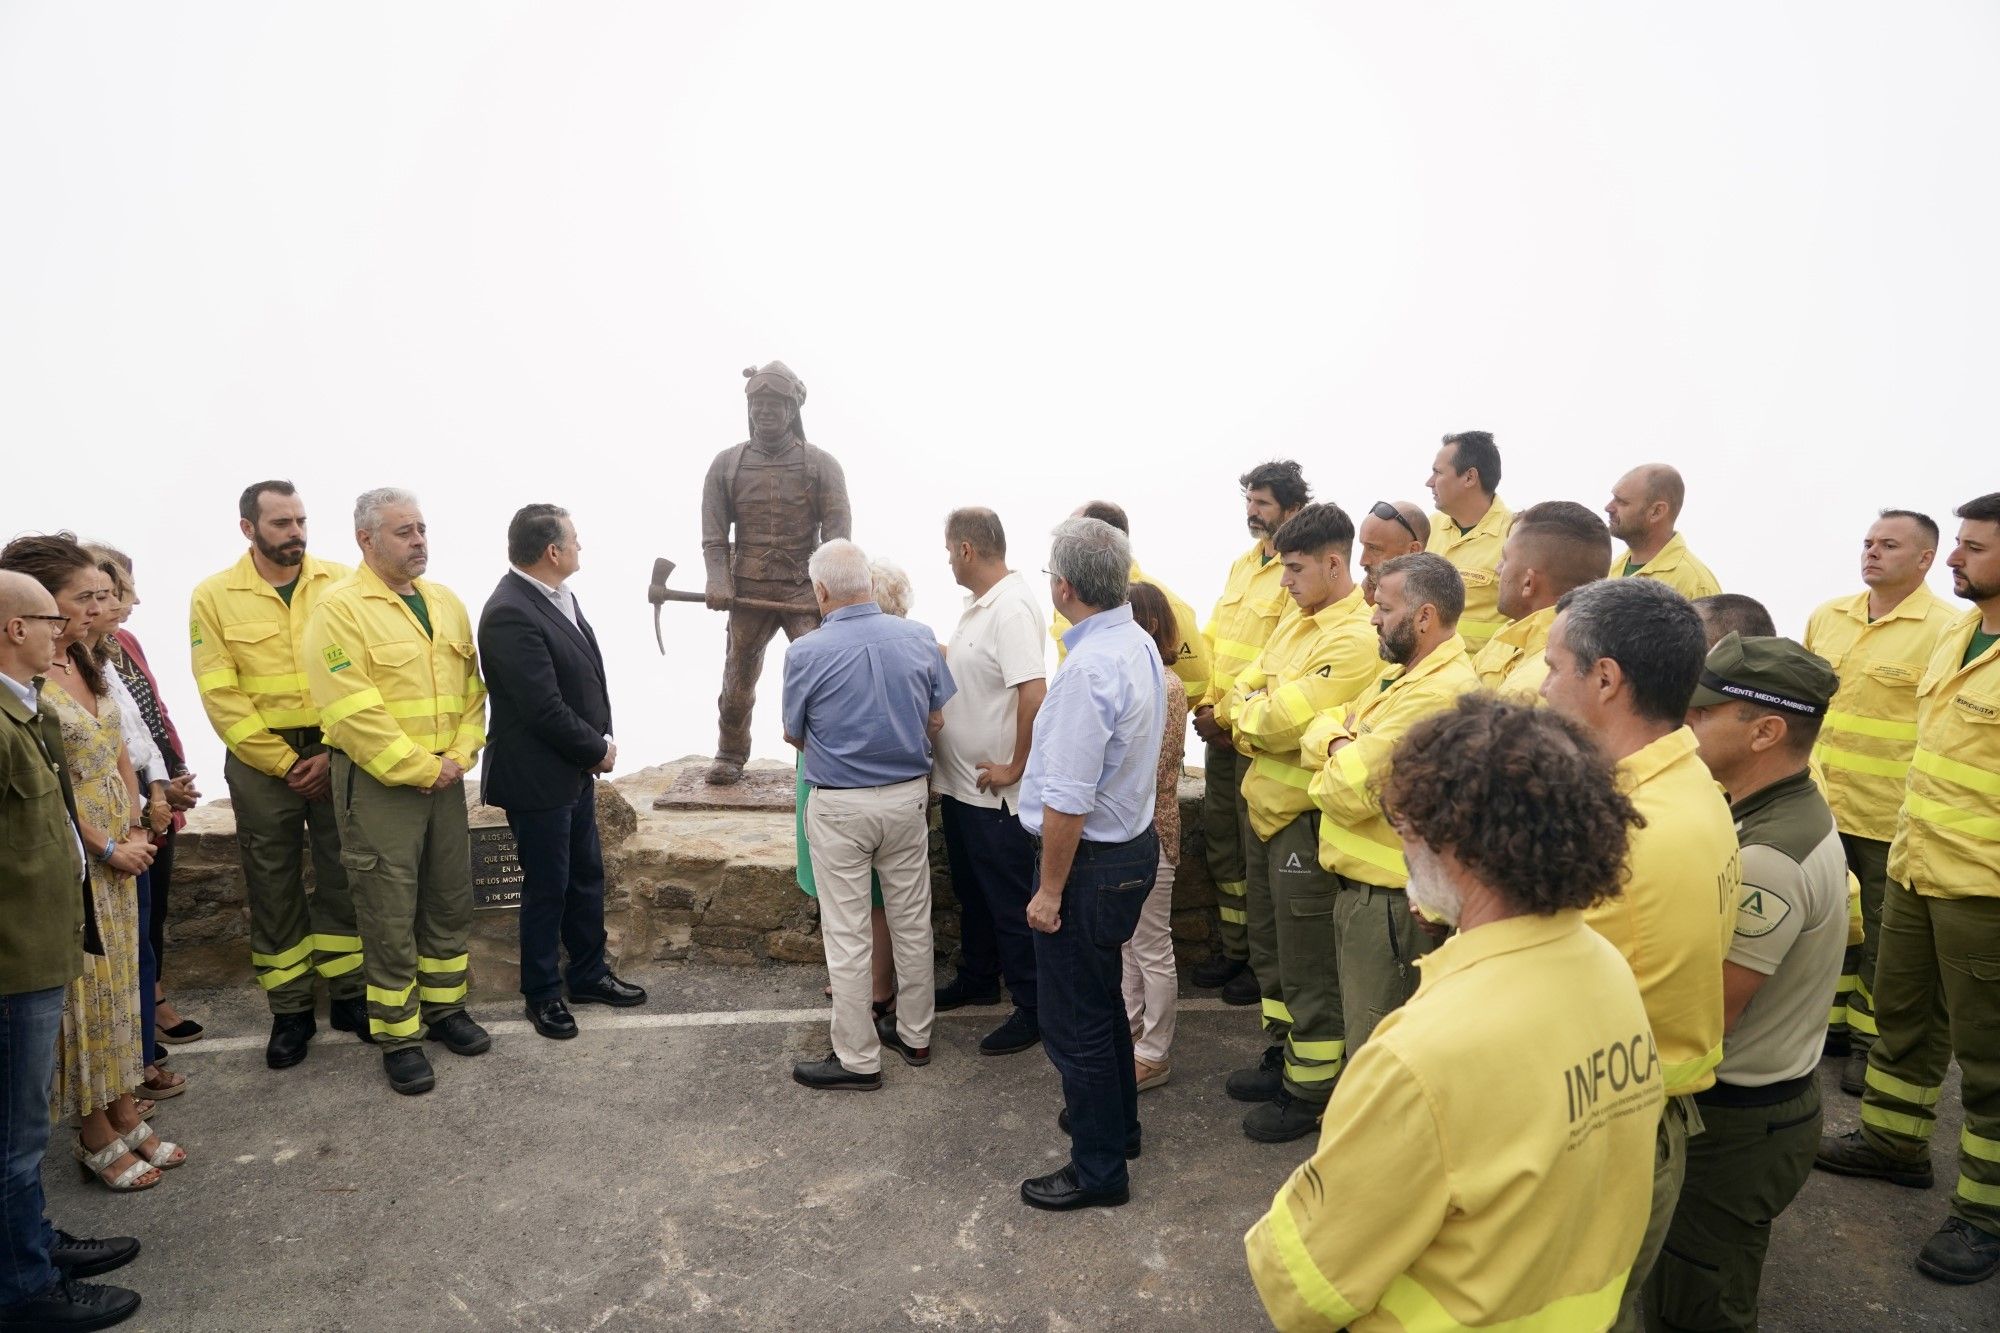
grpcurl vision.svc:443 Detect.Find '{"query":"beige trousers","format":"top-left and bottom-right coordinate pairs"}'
top-left (805, 777), bottom-right (936, 1074)
top-left (1121, 852), bottom-right (1178, 1065)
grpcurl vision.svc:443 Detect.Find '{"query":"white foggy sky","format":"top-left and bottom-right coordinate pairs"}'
top-left (3, 3), bottom-right (1995, 789)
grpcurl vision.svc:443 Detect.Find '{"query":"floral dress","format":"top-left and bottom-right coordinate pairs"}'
top-left (43, 680), bottom-right (144, 1118)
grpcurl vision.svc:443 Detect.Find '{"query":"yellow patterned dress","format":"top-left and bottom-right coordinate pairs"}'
top-left (43, 680), bottom-right (144, 1119)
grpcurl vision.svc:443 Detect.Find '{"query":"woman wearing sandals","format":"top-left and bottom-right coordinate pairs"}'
top-left (1, 534), bottom-right (187, 1192)
top-left (1123, 584), bottom-right (1188, 1093)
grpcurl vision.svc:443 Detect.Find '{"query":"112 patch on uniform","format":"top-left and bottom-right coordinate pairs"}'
top-left (189, 617), bottom-right (204, 648)
top-left (1733, 886), bottom-right (1792, 939)
top-left (322, 644), bottom-right (354, 674)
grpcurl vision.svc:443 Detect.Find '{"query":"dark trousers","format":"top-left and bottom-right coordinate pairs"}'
top-left (136, 873), bottom-right (156, 1059)
top-left (1035, 826), bottom-right (1159, 1194)
top-left (0, 986), bottom-right (64, 1308)
top-left (508, 782), bottom-right (610, 1005)
top-left (146, 826), bottom-right (176, 980)
top-left (939, 796), bottom-right (1038, 1013)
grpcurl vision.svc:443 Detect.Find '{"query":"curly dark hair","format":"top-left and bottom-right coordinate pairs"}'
top-left (1381, 694), bottom-right (1644, 914)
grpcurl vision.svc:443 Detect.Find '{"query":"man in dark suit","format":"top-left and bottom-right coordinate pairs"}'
top-left (478, 505), bottom-right (646, 1039)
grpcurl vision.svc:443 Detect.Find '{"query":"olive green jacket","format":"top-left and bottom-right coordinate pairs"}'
top-left (0, 679), bottom-right (97, 995)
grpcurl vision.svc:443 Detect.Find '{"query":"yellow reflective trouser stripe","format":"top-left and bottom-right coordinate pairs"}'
top-left (1825, 710), bottom-right (1919, 742)
top-left (223, 714), bottom-right (271, 746)
top-left (312, 933), bottom-right (363, 979)
top-left (1320, 822), bottom-right (1407, 878)
top-left (251, 937), bottom-right (315, 970)
top-left (1266, 1198), bottom-right (1364, 1328)
top-left (1855, 973), bottom-right (1873, 1006)
top-left (1913, 748), bottom-right (2000, 797)
top-left (1251, 756), bottom-right (1313, 790)
top-left (1849, 1007), bottom-right (1879, 1036)
top-left (1288, 1038), bottom-right (1343, 1060)
top-left (313, 934), bottom-right (363, 953)
top-left (1216, 879), bottom-right (1247, 897)
top-left (362, 734), bottom-right (419, 780)
top-left (239, 672), bottom-right (310, 693)
top-left (420, 953), bottom-right (470, 972)
top-left (1218, 906), bottom-right (1249, 924)
top-left (368, 980), bottom-right (416, 1007)
top-left (1904, 793), bottom-right (2000, 842)
top-left (1284, 1061), bottom-right (1338, 1085)
top-left (1962, 1129), bottom-right (2000, 1164)
top-left (1867, 1065), bottom-right (1943, 1106)
top-left (1377, 1265), bottom-right (1629, 1333)
top-left (255, 962), bottom-right (311, 990)
top-left (317, 955), bottom-right (364, 978)
top-left (1958, 1176), bottom-right (2000, 1207)
top-left (1661, 1042), bottom-right (1724, 1096)
top-left (1816, 745), bottom-right (1910, 780)
top-left (196, 668), bottom-right (240, 692)
top-left (1261, 998), bottom-right (1294, 1024)
top-left (318, 687), bottom-right (385, 726)
top-left (1827, 1005), bottom-right (1846, 1025)
top-left (371, 1013), bottom-right (422, 1038)
top-left (1862, 1104), bottom-right (1935, 1140)
top-left (420, 984), bottom-right (468, 1003)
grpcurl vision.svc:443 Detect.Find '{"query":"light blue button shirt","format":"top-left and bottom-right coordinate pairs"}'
top-left (783, 603), bottom-right (956, 789)
top-left (1018, 604), bottom-right (1165, 843)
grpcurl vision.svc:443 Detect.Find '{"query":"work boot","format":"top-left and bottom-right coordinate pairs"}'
top-left (383, 1048), bottom-right (435, 1096)
top-left (1916, 1218), bottom-right (2000, 1284)
top-left (425, 1012), bottom-right (492, 1056)
top-left (1823, 1030), bottom-right (1852, 1059)
top-left (1220, 969), bottom-right (1261, 1007)
top-left (1191, 955), bottom-right (1247, 989)
top-left (1226, 1045), bottom-right (1284, 1103)
top-left (1243, 1090), bottom-right (1324, 1144)
top-left (265, 1012), bottom-right (315, 1070)
top-left (934, 972), bottom-right (1002, 1011)
top-left (705, 758), bottom-right (744, 786)
top-left (1840, 1051), bottom-right (1868, 1097)
top-left (328, 995), bottom-right (375, 1044)
top-left (1057, 1106), bottom-right (1140, 1159)
top-left (1814, 1130), bottom-right (1934, 1187)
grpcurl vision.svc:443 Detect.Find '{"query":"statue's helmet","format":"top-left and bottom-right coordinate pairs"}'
top-left (742, 361), bottom-right (806, 405)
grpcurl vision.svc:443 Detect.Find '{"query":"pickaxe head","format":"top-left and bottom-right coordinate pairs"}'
top-left (650, 557), bottom-right (675, 653)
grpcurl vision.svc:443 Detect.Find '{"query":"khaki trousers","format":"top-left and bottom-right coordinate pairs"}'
top-left (806, 778), bottom-right (935, 1074)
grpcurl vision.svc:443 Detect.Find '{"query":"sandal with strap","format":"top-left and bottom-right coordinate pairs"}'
top-left (73, 1137), bottom-right (160, 1192)
top-left (140, 1067), bottom-right (186, 1099)
top-left (121, 1121), bottom-right (186, 1169)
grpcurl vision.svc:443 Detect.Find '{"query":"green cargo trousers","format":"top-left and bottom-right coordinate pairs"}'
top-left (1267, 814), bottom-right (1342, 1104)
top-left (1858, 880), bottom-right (2000, 1237)
top-left (330, 754), bottom-right (474, 1053)
top-left (1643, 1081), bottom-right (1821, 1332)
top-left (1832, 834), bottom-right (1890, 1055)
top-left (1331, 878), bottom-right (1436, 1056)
top-left (223, 731), bottom-right (362, 1015)
top-left (1616, 1095), bottom-right (1701, 1333)
top-left (1201, 741), bottom-right (1250, 960)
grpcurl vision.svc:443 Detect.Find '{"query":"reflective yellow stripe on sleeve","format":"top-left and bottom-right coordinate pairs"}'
top-left (1319, 822), bottom-right (1407, 878)
top-left (1274, 682), bottom-right (1317, 728)
top-left (1335, 744), bottom-right (1368, 792)
top-left (1251, 756), bottom-right (1314, 790)
top-left (196, 668), bottom-right (241, 692)
top-left (1263, 1196), bottom-right (1364, 1329)
top-left (362, 735), bottom-right (420, 780)
top-left (1377, 1265), bottom-right (1629, 1333)
top-left (1214, 637), bottom-right (1265, 662)
top-left (222, 715), bottom-right (271, 747)
top-left (1660, 1042), bottom-right (1723, 1096)
top-left (319, 687), bottom-right (385, 727)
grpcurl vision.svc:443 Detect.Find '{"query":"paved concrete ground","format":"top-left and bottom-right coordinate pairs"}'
top-left (45, 964), bottom-right (1994, 1331)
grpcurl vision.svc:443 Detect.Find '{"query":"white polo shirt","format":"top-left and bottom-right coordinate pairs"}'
top-left (933, 571), bottom-right (1048, 811)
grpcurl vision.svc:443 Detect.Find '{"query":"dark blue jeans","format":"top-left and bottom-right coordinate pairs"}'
top-left (939, 796), bottom-right (1038, 1014)
top-left (508, 783), bottom-right (609, 1005)
top-left (136, 872), bottom-right (156, 1059)
top-left (0, 987), bottom-right (64, 1308)
top-left (1034, 826), bottom-right (1159, 1194)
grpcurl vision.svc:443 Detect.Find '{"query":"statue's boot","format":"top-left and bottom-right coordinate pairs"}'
top-left (706, 758), bottom-right (746, 786)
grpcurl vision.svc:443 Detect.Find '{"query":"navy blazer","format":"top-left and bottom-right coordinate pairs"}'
top-left (475, 571), bottom-right (613, 814)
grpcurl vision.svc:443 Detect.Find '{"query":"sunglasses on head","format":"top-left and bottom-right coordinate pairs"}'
top-left (1370, 501), bottom-right (1420, 543)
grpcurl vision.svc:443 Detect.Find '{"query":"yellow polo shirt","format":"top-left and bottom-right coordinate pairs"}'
top-left (1427, 495), bottom-right (1513, 650)
top-left (1472, 604), bottom-right (1557, 702)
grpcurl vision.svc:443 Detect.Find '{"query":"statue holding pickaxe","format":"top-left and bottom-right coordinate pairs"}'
top-left (659, 361), bottom-right (850, 786)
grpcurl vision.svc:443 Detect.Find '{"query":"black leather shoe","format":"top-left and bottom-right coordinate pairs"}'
top-left (1021, 1164), bottom-right (1129, 1212)
top-left (50, 1232), bottom-right (140, 1279)
top-left (569, 973), bottom-right (646, 1008)
top-left (934, 973), bottom-right (1002, 1012)
top-left (265, 1012), bottom-right (315, 1070)
top-left (1840, 1051), bottom-right (1868, 1097)
top-left (1823, 1029), bottom-right (1853, 1059)
top-left (527, 998), bottom-right (578, 1040)
top-left (1057, 1106), bottom-right (1141, 1159)
top-left (1917, 1217), bottom-right (2000, 1284)
top-left (1191, 954), bottom-right (1247, 989)
top-left (0, 1276), bottom-right (141, 1330)
top-left (383, 1048), bottom-right (436, 1096)
top-left (425, 1012), bottom-right (492, 1056)
top-left (1244, 1089), bottom-right (1324, 1143)
top-left (1220, 969), bottom-right (1262, 1007)
top-left (328, 996), bottom-right (376, 1045)
top-left (1226, 1045), bottom-right (1284, 1102)
top-left (1814, 1130), bottom-right (1934, 1187)
top-left (875, 1014), bottom-right (930, 1067)
top-left (792, 1054), bottom-right (882, 1091)
top-left (980, 1008), bottom-right (1041, 1056)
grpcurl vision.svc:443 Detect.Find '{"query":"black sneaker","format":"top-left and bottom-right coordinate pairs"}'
top-left (1814, 1130), bottom-right (1934, 1187)
top-left (980, 1008), bottom-right (1041, 1056)
top-left (1226, 1045), bottom-right (1284, 1103)
top-left (1244, 1089), bottom-right (1324, 1143)
top-left (874, 1014), bottom-right (931, 1067)
top-left (1840, 1051), bottom-right (1868, 1097)
top-left (0, 1276), bottom-right (141, 1330)
top-left (50, 1231), bottom-right (140, 1279)
top-left (1220, 969), bottom-right (1262, 1007)
top-left (934, 973), bottom-right (1003, 1012)
top-left (1057, 1106), bottom-right (1141, 1159)
top-left (382, 1048), bottom-right (435, 1096)
top-left (264, 1011), bottom-right (315, 1070)
top-left (1191, 955), bottom-right (1247, 989)
top-left (328, 995), bottom-right (376, 1045)
top-left (424, 1012), bottom-right (492, 1056)
top-left (1917, 1218), bottom-right (2000, 1284)
top-left (793, 1054), bottom-right (882, 1091)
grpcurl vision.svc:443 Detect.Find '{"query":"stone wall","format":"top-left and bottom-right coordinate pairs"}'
top-left (165, 759), bottom-right (1219, 1000)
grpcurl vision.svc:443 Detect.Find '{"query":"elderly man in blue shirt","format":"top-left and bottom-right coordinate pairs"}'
top-left (784, 539), bottom-right (956, 1091)
top-left (1019, 517), bottom-right (1166, 1210)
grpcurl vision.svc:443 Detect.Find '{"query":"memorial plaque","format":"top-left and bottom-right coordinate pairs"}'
top-left (471, 825), bottom-right (525, 910)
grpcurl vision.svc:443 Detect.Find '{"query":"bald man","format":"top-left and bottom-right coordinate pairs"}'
top-left (1606, 465), bottom-right (1722, 599)
top-left (1357, 501), bottom-right (1429, 606)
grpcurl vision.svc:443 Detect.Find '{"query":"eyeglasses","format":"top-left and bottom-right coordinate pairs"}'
top-left (1370, 501), bottom-right (1421, 543)
top-left (19, 614), bottom-right (69, 632)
